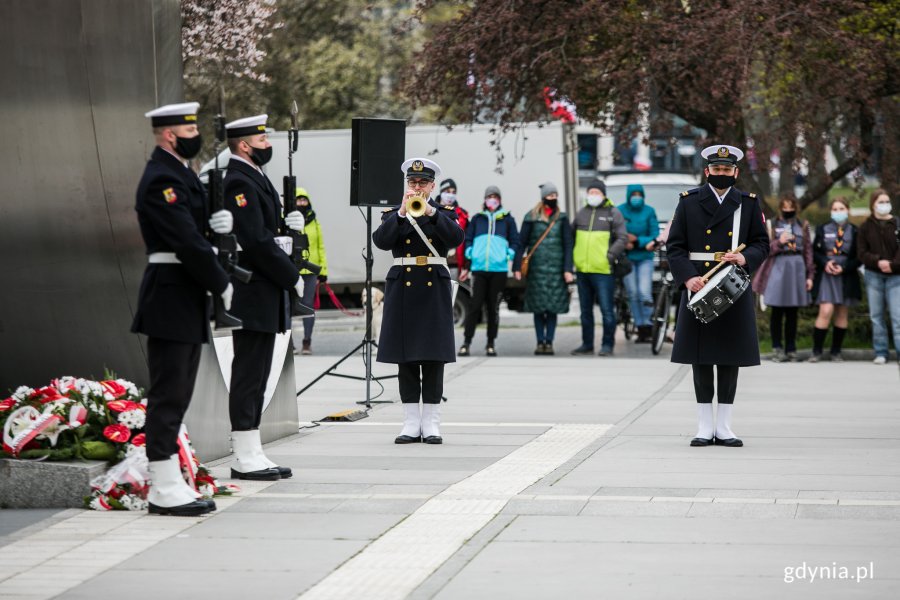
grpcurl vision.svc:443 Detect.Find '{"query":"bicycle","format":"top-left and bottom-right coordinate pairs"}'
top-left (650, 245), bottom-right (676, 355)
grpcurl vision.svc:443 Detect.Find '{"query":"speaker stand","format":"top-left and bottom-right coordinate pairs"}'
top-left (296, 206), bottom-right (395, 408)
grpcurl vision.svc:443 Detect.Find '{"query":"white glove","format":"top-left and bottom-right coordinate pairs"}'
top-left (285, 211), bottom-right (306, 232)
top-left (294, 277), bottom-right (305, 298)
top-left (221, 283), bottom-right (234, 311)
top-left (209, 210), bottom-right (233, 234)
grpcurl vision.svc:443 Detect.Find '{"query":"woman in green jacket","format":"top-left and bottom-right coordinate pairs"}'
top-left (513, 182), bottom-right (575, 355)
top-left (294, 187), bottom-right (329, 355)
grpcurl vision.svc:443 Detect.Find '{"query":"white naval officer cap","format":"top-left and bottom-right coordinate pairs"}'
top-left (700, 144), bottom-right (744, 166)
top-left (144, 102), bottom-right (200, 127)
top-left (225, 114), bottom-right (269, 138)
top-left (401, 157), bottom-right (441, 182)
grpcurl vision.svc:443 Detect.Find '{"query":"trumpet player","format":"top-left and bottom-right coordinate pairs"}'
top-left (372, 158), bottom-right (464, 444)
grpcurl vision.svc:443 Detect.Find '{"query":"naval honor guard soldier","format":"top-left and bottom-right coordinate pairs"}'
top-left (132, 102), bottom-right (234, 516)
top-left (224, 114), bottom-right (305, 480)
top-left (666, 145), bottom-right (769, 447)
top-left (373, 158), bottom-right (465, 444)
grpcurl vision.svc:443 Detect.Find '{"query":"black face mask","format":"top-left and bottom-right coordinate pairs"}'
top-left (174, 133), bottom-right (203, 160)
top-left (707, 173), bottom-right (736, 189)
top-left (782, 211), bottom-right (796, 220)
top-left (542, 198), bottom-right (558, 208)
top-left (249, 145), bottom-right (273, 167)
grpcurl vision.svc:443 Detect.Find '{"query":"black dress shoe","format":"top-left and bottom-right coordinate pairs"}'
top-left (199, 498), bottom-right (217, 511)
top-left (149, 500), bottom-right (212, 517)
top-left (458, 344), bottom-right (470, 357)
top-left (230, 467), bottom-right (282, 481)
top-left (394, 435), bottom-right (421, 444)
top-left (486, 346), bottom-right (497, 357)
top-left (690, 437), bottom-right (714, 447)
top-left (714, 437), bottom-right (743, 447)
top-left (423, 435), bottom-right (443, 444)
top-left (274, 466), bottom-right (293, 478)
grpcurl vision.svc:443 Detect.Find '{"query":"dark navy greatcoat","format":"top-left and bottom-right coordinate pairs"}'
top-left (224, 158), bottom-right (299, 334)
top-left (131, 147), bottom-right (230, 344)
top-left (667, 185), bottom-right (769, 366)
top-left (373, 201), bottom-right (465, 364)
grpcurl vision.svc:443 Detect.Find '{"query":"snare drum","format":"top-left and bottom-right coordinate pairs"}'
top-left (687, 265), bottom-right (750, 324)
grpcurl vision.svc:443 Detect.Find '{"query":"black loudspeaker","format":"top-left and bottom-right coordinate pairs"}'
top-left (350, 118), bottom-right (406, 206)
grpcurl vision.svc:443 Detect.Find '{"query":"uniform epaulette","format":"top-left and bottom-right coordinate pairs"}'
top-left (681, 188), bottom-right (700, 197)
top-left (743, 191), bottom-right (757, 199)
top-left (382, 207), bottom-right (396, 213)
top-left (443, 205), bottom-right (455, 210)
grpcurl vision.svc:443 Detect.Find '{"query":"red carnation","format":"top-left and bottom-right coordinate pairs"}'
top-left (100, 380), bottom-right (128, 398)
top-left (130, 433), bottom-right (146, 447)
top-left (0, 398), bottom-right (15, 411)
top-left (103, 424), bottom-right (131, 443)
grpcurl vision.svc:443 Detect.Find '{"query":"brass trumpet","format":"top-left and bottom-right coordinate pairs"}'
top-left (407, 192), bottom-right (429, 218)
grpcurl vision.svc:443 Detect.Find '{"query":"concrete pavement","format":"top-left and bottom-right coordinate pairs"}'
top-left (1, 334), bottom-right (898, 599)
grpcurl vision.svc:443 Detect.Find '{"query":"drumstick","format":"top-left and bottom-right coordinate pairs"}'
top-left (701, 243), bottom-right (747, 282)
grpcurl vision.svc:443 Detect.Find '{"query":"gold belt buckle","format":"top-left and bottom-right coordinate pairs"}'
top-left (713, 251), bottom-right (726, 262)
top-left (415, 256), bottom-right (427, 266)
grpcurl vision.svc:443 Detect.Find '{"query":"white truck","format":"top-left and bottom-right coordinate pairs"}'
top-left (203, 122), bottom-right (618, 320)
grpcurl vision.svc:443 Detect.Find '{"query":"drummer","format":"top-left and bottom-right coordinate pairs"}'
top-left (666, 145), bottom-right (769, 448)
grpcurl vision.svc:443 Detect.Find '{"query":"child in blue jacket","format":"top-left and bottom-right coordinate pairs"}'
top-left (458, 186), bottom-right (520, 356)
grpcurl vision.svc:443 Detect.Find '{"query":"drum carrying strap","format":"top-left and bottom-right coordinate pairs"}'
top-left (688, 205), bottom-right (742, 300)
top-left (406, 214), bottom-right (459, 304)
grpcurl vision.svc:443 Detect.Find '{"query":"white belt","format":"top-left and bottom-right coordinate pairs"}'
top-left (394, 257), bottom-right (448, 267)
top-left (148, 252), bottom-right (181, 264)
top-left (689, 252), bottom-right (724, 262)
top-left (689, 205), bottom-right (744, 263)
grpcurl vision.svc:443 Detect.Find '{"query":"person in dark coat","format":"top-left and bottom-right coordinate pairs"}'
top-left (809, 197), bottom-right (862, 362)
top-left (373, 158), bottom-right (464, 445)
top-left (224, 114), bottom-right (306, 481)
top-left (857, 189), bottom-right (900, 365)
top-left (132, 102), bottom-right (231, 516)
top-left (667, 144), bottom-right (769, 448)
top-left (513, 182), bottom-right (575, 355)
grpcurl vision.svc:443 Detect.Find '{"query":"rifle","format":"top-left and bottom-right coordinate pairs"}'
top-left (283, 100), bottom-right (316, 317)
top-left (209, 88), bottom-right (252, 329)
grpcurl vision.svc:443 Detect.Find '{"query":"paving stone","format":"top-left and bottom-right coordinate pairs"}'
top-left (501, 498), bottom-right (588, 516)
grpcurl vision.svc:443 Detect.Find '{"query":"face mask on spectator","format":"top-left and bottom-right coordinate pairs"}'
top-left (831, 211), bottom-right (849, 223)
top-left (875, 202), bottom-right (892, 216)
top-left (485, 197), bottom-right (501, 211)
top-left (629, 195), bottom-right (644, 209)
top-left (782, 210), bottom-right (795, 219)
top-left (586, 193), bottom-right (603, 207)
top-left (440, 192), bottom-right (456, 206)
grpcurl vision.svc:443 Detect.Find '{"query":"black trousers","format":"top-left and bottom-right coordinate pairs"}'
top-left (230, 329), bottom-right (276, 430)
top-left (145, 337), bottom-right (201, 461)
top-left (770, 306), bottom-right (799, 352)
top-left (692, 365), bottom-right (739, 405)
top-left (463, 272), bottom-right (507, 344)
top-left (398, 362), bottom-right (444, 404)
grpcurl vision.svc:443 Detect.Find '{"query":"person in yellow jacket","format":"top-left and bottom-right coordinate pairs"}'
top-left (293, 187), bottom-right (329, 355)
top-left (571, 180), bottom-right (627, 356)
